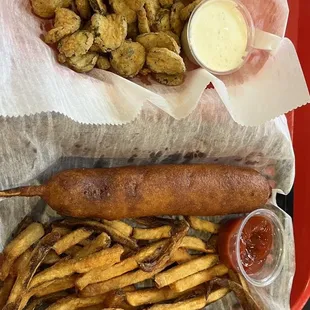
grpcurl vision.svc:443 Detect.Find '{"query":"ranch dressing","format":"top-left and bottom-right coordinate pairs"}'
top-left (187, 0), bottom-right (249, 73)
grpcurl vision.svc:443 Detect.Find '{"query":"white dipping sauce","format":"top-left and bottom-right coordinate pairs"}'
top-left (189, 0), bottom-right (249, 73)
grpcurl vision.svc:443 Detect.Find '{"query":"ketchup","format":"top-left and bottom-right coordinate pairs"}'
top-left (218, 216), bottom-right (273, 275)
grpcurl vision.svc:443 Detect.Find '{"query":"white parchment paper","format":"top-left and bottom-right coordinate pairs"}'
top-left (0, 95), bottom-right (295, 309)
top-left (0, 0), bottom-right (309, 125)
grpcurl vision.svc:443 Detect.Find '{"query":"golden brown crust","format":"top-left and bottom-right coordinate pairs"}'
top-left (41, 164), bottom-right (271, 220)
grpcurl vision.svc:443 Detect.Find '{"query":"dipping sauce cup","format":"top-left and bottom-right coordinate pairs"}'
top-left (218, 209), bottom-right (285, 287)
top-left (182, 0), bottom-right (281, 75)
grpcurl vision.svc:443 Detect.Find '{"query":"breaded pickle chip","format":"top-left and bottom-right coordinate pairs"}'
top-left (109, 0), bottom-right (137, 24)
top-left (146, 47), bottom-right (185, 74)
top-left (44, 8), bottom-right (81, 44)
top-left (31, 0), bottom-right (72, 18)
top-left (110, 40), bottom-right (146, 77)
top-left (125, 0), bottom-right (146, 11)
top-left (137, 8), bottom-right (150, 34)
top-left (67, 52), bottom-right (99, 72)
top-left (170, 1), bottom-right (184, 36)
top-left (152, 8), bottom-right (170, 32)
top-left (180, 0), bottom-right (202, 21)
top-left (89, 0), bottom-right (107, 14)
top-left (164, 30), bottom-right (180, 46)
top-left (153, 72), bottom-right (184, 86)
top-left (58, 30), bottom-right (94, 57)
top-left (91, 13), bottom-right (127, 52)
top-left (159, 0), bottom-right (173, 9)
top-left (75, 0), bottom-right (92, 19)
top-left (145, 0), bottom-right (160, 25)
top-left (127, 22), bottom-right (139, 40)
top-left (136, 32), bottom-right (179, 53)
top-left (96, 56), bottom-right (111, 70)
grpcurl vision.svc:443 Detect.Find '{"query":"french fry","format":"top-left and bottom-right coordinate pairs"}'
top-left (10, 249), bottom-right (32, 276)
top-left (76, 240), bottom-right (167, 290)
top-left (19, 275), bottom-right (78, 309)
top-left (170, 248), bottom-right (192, 264)
top-left (170, 263), bottom-right (229, 293)
top-left (51, 226), bottom-right (72, 236)
top-left (80, 261), bottom-right (173, 297)
top-left (148, 295), bottom-right (207, 310)
top-left (207, 287), bottom-right (230, 304)
top-left (43, 251), bottom-right (61, 265)
top-left (102, 220), bottom-right (133, 237)
top-left (24, 291), bottom-right (69, 310)
top-left (132, 226), bottom-right (171, 240)
top-left (155, 255), bottom-right (218, 288)
top-left (0, 223), bottom-right (45, 281)
top-left (186, 216), bottom-right (220, 234)
top-left (180, 236), bottom-right (215, 253)
top-left (73, 232), bottom-right (111, 259)
top-left (12, 216), bottom-right (33, 238)
top-left (78, 304), bottom-right (107, 310)
top-left (64, 245), bottom-right (83, 257)
top-left (104, 286), bottom-right (136, 309)
top-left (0, 275), bottom-right (15, 308)
top-left (30, 245), bottom-right (124, 288)
top-left (126, 286), bottom-right (183, 306)
top-left (139, 220), bottom-right (189, 272)
top-left (78, 239), bottom-right (92, 247)
top-left (53, 228), bottom-right (94, 255)
top-left (7, 231), bottom-right (62, 307)
top-left (45, 294), bottom-right (107, 310)
top-left (61, 219), bottom-right (138, 250)
top-left (32, 275), bottom-right (78, 298)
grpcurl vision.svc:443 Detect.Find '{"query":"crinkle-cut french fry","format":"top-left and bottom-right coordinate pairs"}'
top-left (43, 250), bottom-right (61, 265)
top-left (0, 223), bottom-right (45, 281)
top-left (207, 288), bottom-right (230, 304)
top-left (80, 261), bottom-right (173, 297)
top-left (155, 255), bottom-right (218, 288)
top-left (53, 228), bottom-right (94, 255)
top-left (180, 236), bottom-right (215, 253)
top-left (102, 220), bottom-right (133, 237)
top-left (64, 245), bottom-right (83, 257)
top-left (132, 226), bottom-right (171, 240)
top-left (148, 295), bottom-right (207, 310)
top-left (6, 231), bottom-right (62, 307)
top-left (170, 263), bottom-right (228, 293)
top-left (30, 245), bottom-right (123, 289)
top-left (73, 232), bottom-right (111, 259)
top-left (76, 240), bottom-right (167, 290)
top-left (45, 294), bottom-right (107, 310)
top-left (0, 275), bottom-right (15, 308)
top-left (186, 216), bottom-right (220, 234)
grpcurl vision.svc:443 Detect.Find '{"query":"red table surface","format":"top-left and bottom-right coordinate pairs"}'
top-left (286, 0), bottom-right (310, 309)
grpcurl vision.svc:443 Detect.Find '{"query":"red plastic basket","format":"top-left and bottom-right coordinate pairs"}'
top-left (286, 0), bottom-right (310, 308)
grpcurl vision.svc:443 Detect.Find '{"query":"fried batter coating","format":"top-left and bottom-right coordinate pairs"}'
top-left (89, 0), bottom-right (107, 15)
top-left (146, 47), bottom-right (185, 74)
top-left (127, 22), bottom-right (139, 40)
top-left (180, 0), bottom-right (202, 21)
top-left (125, 0), bottom-right (145, 11)
top-left (91, 13), bottom-right (127, 52)
top-left (137, 8), bottom-right (150, 34)
top-left (96, 56), bottom-right (111, 70)
top-left (31, 0), bottom-right (72, 18)
top-left (75, 0), bottom-right (92, 19)
top-left (44, 8), bottom-right (81, 44)
top-left (145, 0), bottom-right (160, 25)
top-left (170, 1), bottom-right (184, 36)
top-left (159, 0), bottom-right (173, 9)
top-left (58, 30), bottom-right (94, 57)
top-left (152, 8), bottom-right (170, 32)
top-left (109, 0), bottom-right (137, 24)
top-left (110, 40), bottom-right (146, 77)
top-left (136, 32), bottom-right (179, 53)
top-left (164, 30), bottom-right (180, 46)
top-left (67, 52), bottom-right (99, 72)
top-left (153, 72), bottom-right (184, 85)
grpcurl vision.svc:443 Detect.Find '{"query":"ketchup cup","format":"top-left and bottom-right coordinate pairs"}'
top-left (218, 209), bottom-right (285, 287)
